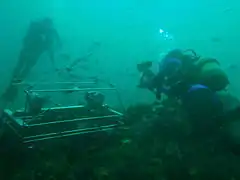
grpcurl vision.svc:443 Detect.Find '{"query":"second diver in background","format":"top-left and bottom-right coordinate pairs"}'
top-left (1, 17), bottom-right (61, 107)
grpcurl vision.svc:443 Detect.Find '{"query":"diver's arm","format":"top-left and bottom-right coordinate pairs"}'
top-left (47, 29), bottom-right (61, 69)
top-left (23, 21), bottom-right (36, 46)
top-left (151, 72), bottom-right (168, 100)
top-left (54, 29), bottom-right (62, 49)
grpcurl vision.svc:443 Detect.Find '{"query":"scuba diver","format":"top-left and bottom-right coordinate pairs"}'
top-left (137, 49), bottom-right (230, 121)
top-left (138, 49), bottom-right (240, 152)
top-left (13, 17), bottom-right (61, 81)
top-left (1, 17), bottom-right (61, 107)
top-left (137, 49), bottom-right (201, 100)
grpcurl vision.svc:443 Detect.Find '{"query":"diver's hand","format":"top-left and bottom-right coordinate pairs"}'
top-left (12, 78), bottom-right (23, 84)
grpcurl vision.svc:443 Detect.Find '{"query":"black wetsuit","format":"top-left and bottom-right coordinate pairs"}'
top-left (1, 19), bottom-right (60, 106)
top-left (12, 20), bottom-right (60, 81)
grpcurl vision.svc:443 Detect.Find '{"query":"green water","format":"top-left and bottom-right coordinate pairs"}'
top-left (1, 0), bottom-right (240, 107)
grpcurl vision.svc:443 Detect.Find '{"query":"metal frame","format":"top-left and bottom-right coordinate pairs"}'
top-left (3, 80), bottom-right (125, 143)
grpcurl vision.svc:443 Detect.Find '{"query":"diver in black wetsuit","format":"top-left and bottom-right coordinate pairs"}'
top-left (137, 49), bottom-right (200, 100)
top-left (13, 17), bottom-right (61, 82)
top-left (137, 49), bottom-right (226, 122)
top-left (1, 17), bottom-right (61, 106)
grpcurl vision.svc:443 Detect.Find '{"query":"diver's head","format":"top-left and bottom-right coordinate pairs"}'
top-left (42, 17), bottom-right (53, 29)
top-left (164, 49), bottom-right (200, 64)
top-left (165, 49), bottom-right (183, 59)
top-left (161, 57), bottom-right (182, 77)
top-left (160, 49), bottom-right (200, 83)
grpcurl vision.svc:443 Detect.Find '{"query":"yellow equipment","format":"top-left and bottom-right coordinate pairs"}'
top-left (195, 58), bottom-right (229, 91)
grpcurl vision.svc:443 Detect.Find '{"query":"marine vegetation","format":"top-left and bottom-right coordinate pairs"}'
top-left (0, 96), bottom-right (240, 180)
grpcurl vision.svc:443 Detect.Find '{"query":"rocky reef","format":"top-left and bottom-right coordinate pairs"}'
top-left (1, 99), bottom-right (240, 180)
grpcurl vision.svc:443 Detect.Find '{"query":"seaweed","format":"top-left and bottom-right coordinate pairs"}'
top-left (1, 102), bottom-right (240, 180)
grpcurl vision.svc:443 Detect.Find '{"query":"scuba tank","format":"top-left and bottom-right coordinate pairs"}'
top-left (163, 49), bottom-right (229, 92)
top-left (195, 58), bottom-right (229, 91)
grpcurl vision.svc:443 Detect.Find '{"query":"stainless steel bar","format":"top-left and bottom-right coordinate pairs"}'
top-left (23, 127), bottom-right (115, 143)
top-left (6, 122), bottom-right (23, 138)
top-left (17, 116), bottom-right (43, 119)
top-left (27, 114), bottom-right (121, 127)
top-left (29, 87), bottom-right (116, 93)
top-left (41, 105), bottom-right (84, 110)
top-left (115, 89), bottom-right (126, 113)
top-left (108, 108), bottom-right (124, 116)
top-left (12, 81), bottom-right (97, 86)
top-left (24, 124), bottom-right (119, 140)
top-left (4, 109), bottom-right (13, 117)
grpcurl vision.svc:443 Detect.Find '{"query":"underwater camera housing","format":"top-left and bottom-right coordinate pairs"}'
top-left (1, 79), bottom-right (125, 143)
